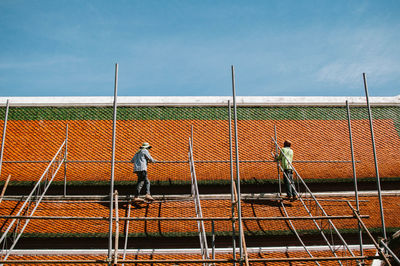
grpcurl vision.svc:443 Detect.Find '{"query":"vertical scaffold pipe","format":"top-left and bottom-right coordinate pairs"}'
top-left (63, 124), bottom-right (69, 197)
top-left (362, 73), bottom-right (386, 240)
top-left (108, 63), bottom-right (119, 263)
top-left (274, 125), bottom-right (281, 195)
top-left (345, 101), bottom-right (363, 256)
top-left (231, 65), bottom-right (243, 263)
top-left (212, 220), bottom-right (215, 261)
top-left (190, 125), bottom-right (195, 197)
top-left (228, 100), bottom-right (236, 265)
top-left (122, 202), bottom-right (131, 266)
top-left (114, 190), bottom-right (119, 265)
top-left (0, 99), bottom-right (10, 180)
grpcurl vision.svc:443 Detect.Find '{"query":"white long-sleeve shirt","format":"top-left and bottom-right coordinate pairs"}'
top-left (131, 149), bottom-right (156, 172)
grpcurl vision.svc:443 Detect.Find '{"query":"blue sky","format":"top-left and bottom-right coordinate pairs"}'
top-left (0, 0), bottom-right (399, 97)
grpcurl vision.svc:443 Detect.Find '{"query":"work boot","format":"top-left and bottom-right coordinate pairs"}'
top-left (290, 195), bottom-right (297, 202)
top-left (145, 194), bottom-right (154, 201)
top-left (132, 196), bottom-right (144, 203)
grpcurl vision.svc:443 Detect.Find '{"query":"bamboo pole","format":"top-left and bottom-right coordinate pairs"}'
top-left (233, 180), bottom-right (249, 266)
top-left (0, 174), bottom-right (11, 204)
top-left (121, 203), bottom-right (131, 266)
top-left (113, 191), bottom-right (119, 265)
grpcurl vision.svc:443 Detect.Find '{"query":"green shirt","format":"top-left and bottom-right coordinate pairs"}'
top-left (277, 147), bottom-right (293, 170)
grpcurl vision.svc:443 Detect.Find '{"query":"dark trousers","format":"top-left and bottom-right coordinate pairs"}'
top-left (283, 169), bottom-right (296, 197)
top-left (135, 171), bottom-right (150, 197)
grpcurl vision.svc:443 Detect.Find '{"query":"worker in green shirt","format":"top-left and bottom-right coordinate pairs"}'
top-left (275, 140), bottom-right (297, 201)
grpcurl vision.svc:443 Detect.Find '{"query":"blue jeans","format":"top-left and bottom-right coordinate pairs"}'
top-left (283, 169), bottom-right (296, 197)
top-left (135, 171), bottom-right (150, 197)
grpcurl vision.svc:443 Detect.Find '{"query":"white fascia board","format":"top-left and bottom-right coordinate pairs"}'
top-left (0, 96), bottom-right (399, 107)
top-left (3, 245), bottom-right (375, 255)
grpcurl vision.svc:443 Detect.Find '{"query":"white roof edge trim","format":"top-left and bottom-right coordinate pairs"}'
top-left (0, 96), bottom-right (399, 107)
top-left (3, 245), bottom-right (375, 255)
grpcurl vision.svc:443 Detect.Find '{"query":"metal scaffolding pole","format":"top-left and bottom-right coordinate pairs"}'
top-left (0, 214), bottom-right (369, 221)
top-left (0, 140), bottom-right (66, 262)
top-left (297, 195), bottom-right (344, 265)
top-left (345, 101), bottom-right (363, 257)
top-left (277, 165), bottom-right (344, 265)
top-left (63, 124), bottom-right (69, 197)
top-left (190, 126), bottom-right (195, 197)
top-left (231, 65), bottom-right (243, 264)
top-left (380, 239), bottom-right (400, 265)
top-left (280, 201), bottom-right (320, 266)
top-left (0, 99), bottom-right (10, 181)
top-left (189, 132), bottom-right (209, 263)
top-left (0, 256), bottom-right (382, 264)
top-left (228, 100), bottom-right (236, 264)
top-left (346, 201), bottom-right (391, 265)
top-left (1, 159), bottom-right (356, 164)
top-left (274, 125), bottom-right (282, 195)
top-left (362, 73), bottom-right (386, 240)
top-left (233, 181), bottom-right (249, 266)
top-left (272, 137), bottom-right (356, 258)
top-left (113, 191), bottom-right (119, 265)
top-left (121, 203), bottom-right (131, 266)
top-left (211, 220), bottom-right (215, 263)
top-left (108, 63), bottom-right (118, 263)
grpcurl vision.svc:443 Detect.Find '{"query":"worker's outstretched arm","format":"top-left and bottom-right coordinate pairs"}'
top-left (144, 149), bottom-right (156, 163)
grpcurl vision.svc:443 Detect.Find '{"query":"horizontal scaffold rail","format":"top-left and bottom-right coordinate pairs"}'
top-left (0, 215), bottom-right (369, 221)
top-left (2, 159), bottom-right (359, 164)
top-left (0, 255), bottom-right (382, 264)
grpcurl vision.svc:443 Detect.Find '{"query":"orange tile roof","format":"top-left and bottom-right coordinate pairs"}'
top-left (0, 196), bottom-right (398, 236)
top-left (1, 117), bottom-right (400, 183)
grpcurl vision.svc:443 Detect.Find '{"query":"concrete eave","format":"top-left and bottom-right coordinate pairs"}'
top-left (0, 96), bottom-right (399, 107)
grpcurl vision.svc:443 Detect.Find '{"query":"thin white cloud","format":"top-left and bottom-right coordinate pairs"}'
top-left (314, 25), bottom-right (400, 88)
top-left (316, 59), bottom-right (400, 87)
top-left (0, 55), bottom-right (84, 69)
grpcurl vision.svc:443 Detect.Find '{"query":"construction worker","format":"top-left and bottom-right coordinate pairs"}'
top-left (275, 140), bottom-right (297, 201)
top-left (131, 142), bottom-right (156, 202)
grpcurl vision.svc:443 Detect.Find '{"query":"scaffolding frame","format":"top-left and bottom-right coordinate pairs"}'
top-left (0, 99), bottom-right (9, 181)
top-left (0, 137), bottom-right (66, 262)
top-left (0, 72), bottom-right (397, 265)
top-left (189, 127), bottom-right (210, 263)
top-left (0, 255), bottom-right (384, 264)
top-left (273, 138), bottom-right (354, 265)
top-left (121, 201), bottom-right (131, 266)
top-left (279, 200), bottom-right (320, 266)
